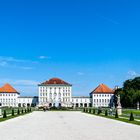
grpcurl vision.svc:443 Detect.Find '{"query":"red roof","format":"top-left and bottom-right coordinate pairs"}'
top-left (0, 83), bottom-right (18, 93)
top-left (91, 84), bottom-right (113, 94)
top-left (41, 78), bottom-right (71, 85)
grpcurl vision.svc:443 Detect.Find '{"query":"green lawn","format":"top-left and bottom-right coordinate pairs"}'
top-left (122, 109), bottom-right (140, 115)
top-left (0, 107), bottom-right (33, 122)
top-left (83, 108), bottom-right (140, 126)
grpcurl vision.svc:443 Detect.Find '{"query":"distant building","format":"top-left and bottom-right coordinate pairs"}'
top-left (0, 83), bottom-right (20, 107)
top-left (0, 83), bottom-right (38, 108)
top-left (18, 96), bottom-right (38, 107)
top-left (38, 78), bottom-right (72, 107)
top-left (71, 96), bottom-right (91, 108)
top-left (90, 84), bottom-right (114, 107)
top-left (0, 78), bottom-right (115, 108)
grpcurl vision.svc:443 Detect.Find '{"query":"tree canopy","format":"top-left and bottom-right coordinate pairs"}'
top-left (114, 77), bottom-right (140, 108)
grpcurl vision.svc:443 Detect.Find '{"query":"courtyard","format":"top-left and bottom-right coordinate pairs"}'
top-left (0, 111), bottom-right (140, 140)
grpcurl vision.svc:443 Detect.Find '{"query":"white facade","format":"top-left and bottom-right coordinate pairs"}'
top-left (0, 92), bottom-right (19, 107)
top-left (72, 97), bottom-right (91, 108)
top-left (0, 81), bottom-right (114, 108)
top-left (90, 84), bottom-right (114, 108)
top-left (38, 85), bottom-right (72, 107)
top-left (91, 93), bottom-right (114, 107)
top-left (18, 96), bottom-right (38, 107)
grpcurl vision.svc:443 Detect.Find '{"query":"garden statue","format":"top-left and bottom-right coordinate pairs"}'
top-left (0, 107), bottom-right (2, 116)
top-left (116, 94), bottom-right (122, 115)
top-left (137, 102), bottom-right (139, 110)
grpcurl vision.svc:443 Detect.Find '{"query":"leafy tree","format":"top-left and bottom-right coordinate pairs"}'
top-left (114, 77), bottom-right (140, 108)
top-left (93, 109), bottom-right (95, 114)
top-left (129, 112), bottom-right (134, 121)
top-left (105, 110), bottom-right (108, 116)
top-left (115, 110), bottom-right (118, 118)
top-left (3, 110), bottom-right (7, 118)
top-left (17, 109), bottom-right (20, 115)
top-left (12, 109), bottom-right (14, 116)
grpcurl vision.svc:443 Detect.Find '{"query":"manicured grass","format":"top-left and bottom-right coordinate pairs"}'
top-left (0, 107), bottom-right (33, 122)
top-left (122, 109), bottom-right (140, 115)
top-left (83, 108), bottom-right (140, 126)
top-left (0, 112), bottom-right (32, 122)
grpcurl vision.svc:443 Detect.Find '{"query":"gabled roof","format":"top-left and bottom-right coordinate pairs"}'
top-left (91, 84), bottom-right (113, 94)
top-left (41, 78), bottom-right (72, 86)
top-left (0, 83), bottom-right (19, 93)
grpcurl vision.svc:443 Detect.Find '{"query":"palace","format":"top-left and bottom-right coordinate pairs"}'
top-left (38, 78), bottom-right (72, 107)
top-left (0, 77), bottom-right (114, 108)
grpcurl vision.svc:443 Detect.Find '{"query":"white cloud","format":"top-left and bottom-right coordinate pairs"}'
top-left (0, 56), bottom-right (35, 70)
top-left (12, 80), bottom-right (38, 86)
top-left (0, 56), bottom-right (26, 63)
top-left (0, 79), bottom-right (38, 86)
top-left (19, 66), bottom-right (34, 70)
top-left (100, 16), bottom-right (120, 25)
top-left (127, 70), bottom-right (139, 78)
top-left (39, 56), bottom-right (51, 59)
top-left (0, 61), bottom-right (8, 67)
top-left (77, 72), bottom-right (84, 76)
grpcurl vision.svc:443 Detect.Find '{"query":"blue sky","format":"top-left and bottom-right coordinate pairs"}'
top-left (0, 0), bottom-right (140, 96)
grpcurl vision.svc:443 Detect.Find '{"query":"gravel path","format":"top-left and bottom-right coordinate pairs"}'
top-left (0, 111), bottom-right (140, 140)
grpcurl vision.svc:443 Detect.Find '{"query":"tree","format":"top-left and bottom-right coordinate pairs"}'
top-left (105, 110), bottom-right (108, 116)
top-left (12, 109), bottom-right (14, 116)
top-left (115, 110), bottom-right (118, 118)
top-left (97, 108), bottom-right (102, 115)
top-left (114, 77), bottom-right (140, 108)
top-left (17, 109), bottom-right (20, 115)
top-left (3, 110), bottom-right (7, 118)
top-left (89, 108), bottom-right (91, 113)
top-left (93, 109), bottom-right (95, 114)
top-left (129, 112), bottom-right (134, 121)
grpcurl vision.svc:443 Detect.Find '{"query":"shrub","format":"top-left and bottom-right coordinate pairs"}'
top-left (12, 109), bottom-right (14, 116)
top-left (98, 108), bottom-right (102, 115)
top-left (93, 109), bottom-right (95, 114)
top-left (115, 110), bottom-right (118, 118)
top-left (105, 110), bottom-right (108, 116)
top-left (129, 112), bottom-right (134, 121)
top-left (30, 108), bottom-right (32, 112)
top-left (89, 108), bottom-right (91, 113)
top-left (25, 109), bottom-right (27, 113)
top-left (83, 108), bottom-right (85, 112)
top-left (3, 110), bottom-right (7, 118)
top-left (22, 109), bottom-right (24, 114)
top-left (17, 109), bottom-right (20, 115)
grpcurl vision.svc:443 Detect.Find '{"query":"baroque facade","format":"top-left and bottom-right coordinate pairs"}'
top-left (0, 78), bottom-right (114, 108)
top-left (38, 78), bottom-right (72, 107)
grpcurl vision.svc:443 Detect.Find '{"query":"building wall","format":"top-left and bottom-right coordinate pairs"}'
top-left (0, 93), bottom-right (19, 107)
top-left (38, 85), bottom-right (72, 107)
top-left (92, 93), bottom-right (114, 107)
top-left (72, 97), bottom-right (91, 108)
top-left (18, 97), bottom-right (38, 107)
